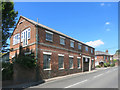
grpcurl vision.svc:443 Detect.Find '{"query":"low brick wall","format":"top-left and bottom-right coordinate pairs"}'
top-left (2, 63), bottom-right (44, 87)
top-left (39, 68), bottom-right (82, 79)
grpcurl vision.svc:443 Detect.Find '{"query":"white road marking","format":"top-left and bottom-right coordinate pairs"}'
top-left (93, 73), bottom-right (104, 79)
top-left (64, 79), bottom-right (88, 88)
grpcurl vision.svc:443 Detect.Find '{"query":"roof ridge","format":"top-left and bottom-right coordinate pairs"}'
top-left (19, 15), bottom-right (94, 49)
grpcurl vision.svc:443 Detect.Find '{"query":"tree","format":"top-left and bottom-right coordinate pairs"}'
top-left (2, 1), bottom-right (18, 52)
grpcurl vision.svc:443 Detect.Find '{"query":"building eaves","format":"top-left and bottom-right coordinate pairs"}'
top-left (13, 15), bottom-right (95, 49)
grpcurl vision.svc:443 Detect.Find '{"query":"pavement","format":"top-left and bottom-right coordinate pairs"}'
top-left (27, 66), bottom-right (118, 88)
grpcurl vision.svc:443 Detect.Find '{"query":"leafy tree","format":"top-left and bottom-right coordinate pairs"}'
top-left (2, 1), bottom-right (18, 52)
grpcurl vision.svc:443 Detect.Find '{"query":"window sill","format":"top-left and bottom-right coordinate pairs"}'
top-left (23, 45), bottom-right (28, 48)
top-left (44, 68), bottom-right (51, 71)
top-left (46, 39), bottom-right (53, 42)
top-left (60, 43), bottom-right (65, 46)
top-left (78, 67), bottom-right (81, 69)
top-left (70, 68), bottom-right (74, 69)
top-left (59, 68), bottom-right (64, 70)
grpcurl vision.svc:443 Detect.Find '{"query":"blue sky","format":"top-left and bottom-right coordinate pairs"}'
top-left (13, 2), bottom-right (118, 54)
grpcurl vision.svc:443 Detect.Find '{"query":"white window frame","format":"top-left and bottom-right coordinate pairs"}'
top-left (77, 57), bottom-right (81, 69)
top-left (70, 40), bottom-right (74, 48)
top-left (60, 36), bottom-right (65, 45)
top-left (78, 43), bottom-right (82, 50)
top-left (91, 48), bottom-right (93, 53)
top-left (21, 28), bottom-right (31, 47)
top-left (43, 52), bottom-right (52, 55)
top-left (85, 46), bottom-right (88, 52)
top-left (104, 56), bottom-right (106, 60)
top-left (28, 28), bottom-right (31, 39)
top-left (13, 33), bottom-right (20, 45)
top-left (43, 52), bottom-right (52, 70)
top-left (58, 54), bottom-right (64, 70)
top-left (69, 56), bottom-right (74, 69)
top-left (45, 30), bottom-right (53, 42)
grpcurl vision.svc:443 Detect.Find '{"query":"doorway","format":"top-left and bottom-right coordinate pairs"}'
top-left (83, 57), bottom-right (89, 72)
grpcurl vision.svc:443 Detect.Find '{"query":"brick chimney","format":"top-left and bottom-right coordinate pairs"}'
top-left (106, 50), bottom-right (108, 53)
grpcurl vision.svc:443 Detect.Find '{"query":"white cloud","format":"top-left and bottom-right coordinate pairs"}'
top-left (86, 40), bottom-right (104, 48)
top-left (100, 3), bottom-right (105, 6)
top-left (105, 22), bottom-right (110, 25)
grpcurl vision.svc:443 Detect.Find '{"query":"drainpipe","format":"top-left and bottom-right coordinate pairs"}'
top-left (36, 26), bottom-right (38, 62)
top-left (35, 23), bottom-right (39, 81)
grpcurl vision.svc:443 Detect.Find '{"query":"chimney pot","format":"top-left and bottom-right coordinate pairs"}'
top-left (106, 50), bottom-right (108, 53)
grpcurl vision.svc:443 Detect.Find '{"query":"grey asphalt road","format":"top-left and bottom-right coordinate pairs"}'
top-left (29, 67), bottom-right (118, 88)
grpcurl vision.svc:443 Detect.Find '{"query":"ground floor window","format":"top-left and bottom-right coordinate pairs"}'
top-left (91, 60), bottom-right (94, 68)
top-left (58, 56), bottom-right (64, 69)
top-left (77, 58), bottom-right (81, 68)
top-left (69, 57), bottom-right (73, 69)
top-left (43, 54), bottom-right (51, 69)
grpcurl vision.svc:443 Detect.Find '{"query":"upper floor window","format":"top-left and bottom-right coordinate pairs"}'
top-left (13, 33), bottom-right (20, 45)
top-left (85, 46), bottom-right (88, 51)
top-left (46, 31), bottom-right (53, 42)
top-left (91, 48), bottom-right (93, 53)
top-left (78, 43), bottom-right (82, 50)
top-left (60, 36), bottom-right (65, 45)
top-left (70, 40), bottom-right (74, 48)
top-left (107, 56), bottom-right (109, 60)
top-left (21, 28), bottom-right (31, 46)
top-left (104, 56), bottom-right (106, 60)
top-left (28, 28), bottom-right (30, 39)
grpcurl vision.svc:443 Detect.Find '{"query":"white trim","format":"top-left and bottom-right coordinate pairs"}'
top-left (44, 68), bottom-right (51, 71)
top-left (69, 55), bottom-right (74, 58)
top-left (45, 30), bottom-right (53, 34)
top-left (19, 20), bottom-right (25, 25)
top-left (82, 55), bottom-right (91, 59)
top-left (43, 52), bottom-right (52, 55)
top-left (58, 54), bottom-right (64, 56)
top-left (89, 58), bottom-right (91, 72)
top-left (78, 43), bottom-right (82, 45)
top-left (59, 68), bottom-right (64, 70)
top-left (70, 40), bottom-right (74, 42)
top-left (77, 57), bottom-right (81, 59)
top-left (60, 36), bottom-right (65, 39)
top-left (70, 67), bottom-right (74, 69)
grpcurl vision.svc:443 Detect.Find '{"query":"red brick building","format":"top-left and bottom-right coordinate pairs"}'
top-left (95, 50), bottom-right (113, 66)
top-left (10, 16), bottom-right (95, 79)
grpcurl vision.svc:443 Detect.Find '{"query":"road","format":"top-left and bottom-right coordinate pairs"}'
top-left (29, 67), bottom-right (118, 88)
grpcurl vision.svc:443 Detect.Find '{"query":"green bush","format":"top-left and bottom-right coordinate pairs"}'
top-left (14, 46), bottom-right (36, 69)
top-left (15, 54), bottom-right (36, 69)
top-left (2, 62), bottom-right (13, 80)
top-left (104, 63), bottom-right (107, 67)
top-left (106, 62), bottom-right (110, 67)
top-left (96, 65), bottom-right (101, 68)
top-left (110, 63), bottom-right (115, 67)
top-left (113, 59), bottom-right (117, 62)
